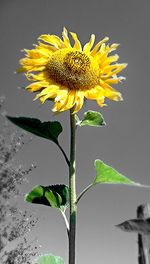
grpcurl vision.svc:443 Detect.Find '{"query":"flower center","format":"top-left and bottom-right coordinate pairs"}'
top-left (47, 49), bottom-right (100, 89)
top-left (64, 51), bottom-right (90, 74)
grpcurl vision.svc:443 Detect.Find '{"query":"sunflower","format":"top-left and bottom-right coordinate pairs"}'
top-left (19, 28), bottom-right (127, 113)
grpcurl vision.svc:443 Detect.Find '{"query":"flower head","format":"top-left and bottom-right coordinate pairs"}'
top-left (19, 28), bottom-right (127, 113)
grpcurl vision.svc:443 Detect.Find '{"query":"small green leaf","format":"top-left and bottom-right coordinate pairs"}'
top-left (25, 184), bottom-right (69, 211)
top-left (94, 159), bottom-right (135, 185)
top-left (6, 116), bottom-right (62, 143)
top-left (76, 110), bottom-right (105, 127)
top-left (37, 254), bottom-right (64, 264)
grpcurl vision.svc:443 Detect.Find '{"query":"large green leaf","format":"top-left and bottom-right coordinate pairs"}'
top-left (94, 159), bottom-right (135, 185)
top-left (7, 116), bottom-right (62, 144)
top-left (77, 160), bottom-right (149, 204)
top-left (25, 184), bottom-right (69, 211)
top-left (76, 110), bottom-right (105, 127)
top-left (37, 254), bottom-right (64, 264)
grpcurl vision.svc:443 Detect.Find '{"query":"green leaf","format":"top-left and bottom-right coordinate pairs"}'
top-left (6, 116), bottom-right (62, 143)
top-left (37, 254), bottom-right (64, 264)
top-left (76, 110), bottom-right (105, 127)
top-left (94, 159), bottom-right (135, 185)
top-left (77, 161), bottom-right (149, 204)
top-left (25, 184), bottom-right (69, 211)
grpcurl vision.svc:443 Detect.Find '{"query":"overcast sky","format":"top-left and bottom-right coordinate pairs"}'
top-left (1, 1), bottom-right (150, 263)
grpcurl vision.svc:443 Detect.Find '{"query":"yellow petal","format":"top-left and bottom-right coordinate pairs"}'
top-left (57, 96), bottom-right (70, 112)
top-left (24, 48), bottom-right (49, 59)
top-left (73, 91), bottom-right (84, 113)
top-left (34, 85), bottom-right (60, 102)
top-left (52, 89), bottom-right (68, 112)
top-left (96, 43), bottom-right (119, 64)
top-left (24, 65), bottom-right (46, 72)
top-left (70, 32), bottom-right (82, 51)
top-left (54, 89), bottom-right (68, 102)
top-left (97, 97), bottom-right (105, 107)
top-left (102, 63), bottom-right (126, 73)
top-left (100, 80), bottom-right (117, 92)
top-left (20, 57), bottom-right (48, 66)
top-left (26, 81), bottom-right (48, 92)
top-left (58, 91), bottom-right (76, 111)
top-left (39, 34), bottom-right (64, 49)
top-left (102, 63), bottom-right (128, 77)
top-left (62, 27), bottom-right (71, 47)
top-left (99, 80), bottom-right (123, 101)
top-left (84, 86), bottom-right (104, 99)
top-left (25, 72), bottom-right (49, 81)
top-left (105, 90), bottom-right (123, 101)
top-left (105, 76), bottom-right (126, 84)
top-left (36, 85), bottom-right (59, 97)
top-left (102, 54), bottom-right (119, 67)
top-left (91, 37), bottom-right (109, 56)
top-left (52, 101), bottom-right (63, 112)
top-left (39, 92), bottom-right (56, 103)
top-left (109, 43), bottom-right (120, 52)
top-left (83, 34), bottom-right (95, 53)
top-left (95, 46), bottom-right (109, 64)
top-left (37, 42), bottom-right (57, 52)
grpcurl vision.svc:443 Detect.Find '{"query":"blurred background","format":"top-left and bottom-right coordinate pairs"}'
top-left (0, 0), bottom-right (150, 263)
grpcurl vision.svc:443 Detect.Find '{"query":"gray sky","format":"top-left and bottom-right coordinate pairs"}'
top-left (1, 0), bottom-right (150, 263)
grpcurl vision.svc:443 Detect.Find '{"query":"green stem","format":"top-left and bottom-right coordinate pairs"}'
top-left (57, 142), bottom-right (70, 167)
top-left (69, 108), bottom-right (77, 264)
top-left (76, 183), bottom-right (94, 204)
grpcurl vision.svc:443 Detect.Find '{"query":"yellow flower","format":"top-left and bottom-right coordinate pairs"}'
top-left (19, 28), bottom-right (127, 113)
